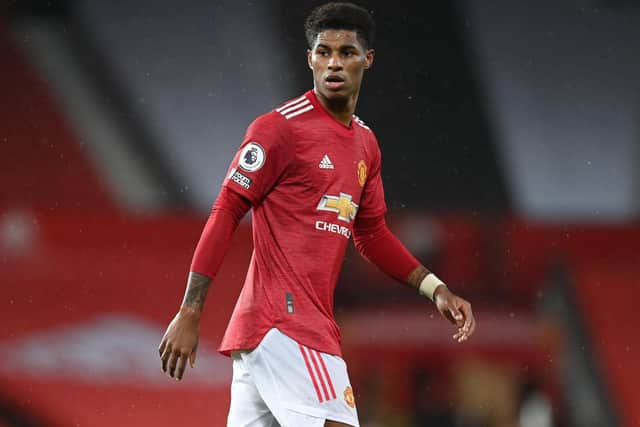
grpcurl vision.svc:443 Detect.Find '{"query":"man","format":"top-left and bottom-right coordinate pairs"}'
top-left (158, 3), bottom-right (476, 426)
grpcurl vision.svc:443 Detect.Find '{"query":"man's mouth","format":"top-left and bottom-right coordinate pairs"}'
top-left (325, 75), bottom-right (345, 89)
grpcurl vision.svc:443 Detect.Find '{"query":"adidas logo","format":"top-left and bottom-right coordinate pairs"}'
top-left (319, 154), bottom-right (334, 169)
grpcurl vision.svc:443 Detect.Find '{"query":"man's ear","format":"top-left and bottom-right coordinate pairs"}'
top-left (307, 49), bottom-right (313, 70)
top-left (365, 49), bottom-right (375, 69)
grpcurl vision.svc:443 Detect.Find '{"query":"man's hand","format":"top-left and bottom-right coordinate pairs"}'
top-left (433, 285), bottom-right (476, 343)
top-left (158, 308), bottom-right (200, 381)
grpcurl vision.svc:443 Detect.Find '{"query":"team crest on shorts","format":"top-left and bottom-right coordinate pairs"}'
top-left (344, 386), bottom-right (356, 408)
top-left (239, 142), bottom-right (265, 172)
top-left (357, 160), bottom-right (367, 187)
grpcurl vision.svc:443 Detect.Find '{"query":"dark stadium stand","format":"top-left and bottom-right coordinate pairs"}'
top-left (0, 23), bottom-right (113, 212)
top-left (0, 15), bottom-right (238, 426)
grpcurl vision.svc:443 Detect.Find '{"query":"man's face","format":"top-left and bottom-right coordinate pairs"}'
top-left (307, 30), bottom-right (374, 102)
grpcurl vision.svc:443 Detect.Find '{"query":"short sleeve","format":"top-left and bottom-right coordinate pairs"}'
top-left (356, 138), bottom-right (387, 219)
top-left (222, 113), bottom-right (293, 205)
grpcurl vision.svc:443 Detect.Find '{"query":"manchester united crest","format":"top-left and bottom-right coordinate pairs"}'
top-left (344, 386), bottom-right (356, 408)
top-left (357, 160), bottom-right (367, 187)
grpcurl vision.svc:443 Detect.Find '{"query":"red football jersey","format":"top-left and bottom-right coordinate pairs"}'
top-left (219, 90), bottom-right (386, 356)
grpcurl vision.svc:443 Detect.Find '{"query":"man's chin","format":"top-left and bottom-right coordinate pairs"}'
top-left (318, 87), bottom-right (350, 102)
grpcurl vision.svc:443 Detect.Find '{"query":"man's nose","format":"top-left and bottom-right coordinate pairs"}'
top-left (328, 53), bottom-right (343, 70)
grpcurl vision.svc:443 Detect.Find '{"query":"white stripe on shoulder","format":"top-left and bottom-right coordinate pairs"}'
top-left (353, 115), bottom-right (372, 131)
top-left (284, 104), bottom-right (314, 119)
top-left (279, 98), bottom-right (310, 116)
top-left (275, 95), bottom-right (307, 112)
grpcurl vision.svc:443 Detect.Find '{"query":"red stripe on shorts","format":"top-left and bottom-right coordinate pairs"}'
top-left (309, 348), bottom-right (331, 401)
top-left (315, 350), bottom-right (337, 400)
top-left (298, 344), bottom-right (323, 402)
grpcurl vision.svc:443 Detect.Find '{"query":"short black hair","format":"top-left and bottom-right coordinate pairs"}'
top-left (305, 2), bottom-right (375, 50)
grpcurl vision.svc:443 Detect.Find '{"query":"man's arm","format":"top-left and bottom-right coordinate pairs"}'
top-left (353, 215), bottom-right (476, 342)
top-left (158, 272), bottom-right (211, 380)
top-left (158, 187), bottom-right (251, 380)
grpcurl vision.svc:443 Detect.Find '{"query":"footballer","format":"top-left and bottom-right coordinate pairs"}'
top-left (159, 3), bottom-right (476, 426)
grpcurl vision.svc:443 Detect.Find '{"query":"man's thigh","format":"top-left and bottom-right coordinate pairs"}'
top-left (238, 328), bottom-right (360, 427)
top-left (228, 353), bottom-right (279, 427)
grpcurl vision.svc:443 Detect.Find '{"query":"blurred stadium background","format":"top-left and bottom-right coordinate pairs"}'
top-left (1, 0), bottom-right (639, 426)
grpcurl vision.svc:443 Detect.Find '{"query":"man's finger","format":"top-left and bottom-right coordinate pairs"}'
top-left (161, 344), bottom-right (172, 372)
top-left (459, 303), bottom-right (475, 336)
top-left (467, 313), bottom-right (477, 337)
top-left (176, 352), bottom-right (189, 380)
top-left (448, 306), bottom-right (464, 327)
top-left (158, 338), bottom-right (166, 356)
top-left (189, 348), bottom-right (197, 368)
top-left (168, 351), bottom-right (179, 378)
top-left (460, 306), bottom-right (472, 331)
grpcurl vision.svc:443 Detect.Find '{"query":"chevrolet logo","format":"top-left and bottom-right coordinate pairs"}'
top-left (317, 193), bottom-right (359, 223)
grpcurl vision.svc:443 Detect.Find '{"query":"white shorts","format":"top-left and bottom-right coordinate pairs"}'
top-left (227, 328), bottom-right (359, 427)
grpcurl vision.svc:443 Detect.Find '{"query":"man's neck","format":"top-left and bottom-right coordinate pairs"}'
top-left (314, 89), bottom-right (359, 127)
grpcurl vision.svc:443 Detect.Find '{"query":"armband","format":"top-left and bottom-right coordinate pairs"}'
top-left (418, 273), bottom-right (446, 302)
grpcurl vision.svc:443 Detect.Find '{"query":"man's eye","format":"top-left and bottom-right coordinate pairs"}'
top-left (318, 51), bottom-right (329, 56)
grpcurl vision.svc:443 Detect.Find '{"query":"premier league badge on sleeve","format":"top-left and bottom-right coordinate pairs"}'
top-left (239, 142), bottom-right (266, 172)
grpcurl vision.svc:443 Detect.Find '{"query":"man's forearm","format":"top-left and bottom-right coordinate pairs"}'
top-left (353, 215), bottom-right (422, 286)
top-left (180, 272), bottom-right (212, 316)
top-left (407, 265), bottom-right (430, 290)
top-left (353, 216), bottom-right (448, 300)
top-left (409, 265), bottom-right (448, 301)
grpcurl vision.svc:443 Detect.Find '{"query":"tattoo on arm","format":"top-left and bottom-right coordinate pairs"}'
top-left (181, 272), bottom-right (212, 313)
top-left (407, 265), bottom-right (430, 290)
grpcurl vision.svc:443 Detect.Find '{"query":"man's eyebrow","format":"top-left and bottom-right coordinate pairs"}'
top-left (315, 43), bottom-right (359, 50)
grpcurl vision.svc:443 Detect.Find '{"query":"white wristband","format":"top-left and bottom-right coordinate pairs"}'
top-left (418, 273), bottom-right (446, 301)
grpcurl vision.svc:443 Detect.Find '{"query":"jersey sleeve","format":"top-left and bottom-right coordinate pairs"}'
top-left (190, 187), bottom-right (251, 278)
top-left (222, 112), bottom-right (293, 205)
top-left (356, 136), bottom-right (387, 219)
top-left (353, 214), bottom-right (421, 284)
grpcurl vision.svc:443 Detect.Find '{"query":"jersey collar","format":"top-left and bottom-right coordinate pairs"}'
top-left (306, 90), bottom-right (356, 136)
